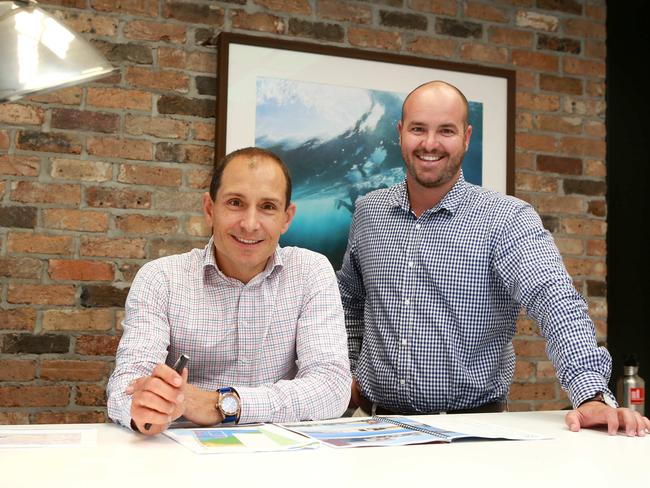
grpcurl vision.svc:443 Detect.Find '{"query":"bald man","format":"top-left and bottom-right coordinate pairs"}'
top-left (338, 81), bottom-right (649, 436)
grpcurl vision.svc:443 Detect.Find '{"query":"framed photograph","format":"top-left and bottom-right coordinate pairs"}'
top-left (216, 33), bottom-right (515, 269)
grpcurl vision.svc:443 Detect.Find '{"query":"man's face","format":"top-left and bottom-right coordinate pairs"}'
top-left (203, 155), bottom-right (296, 283)
top-left (397, 85), bottom-right (472, 191)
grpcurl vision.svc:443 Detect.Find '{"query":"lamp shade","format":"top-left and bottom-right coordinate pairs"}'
top-left (0, 0), bottom-right (115, 102)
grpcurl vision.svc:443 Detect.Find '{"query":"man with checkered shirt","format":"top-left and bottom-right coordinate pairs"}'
top-left (338, 80), bottom-right (648, 436)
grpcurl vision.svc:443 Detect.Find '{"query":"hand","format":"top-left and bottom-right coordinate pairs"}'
top-left (349, 377), bottom-right (371, 412)
top-left (126, 364), bottom-right (188, 435)
top-left (565, 401), bottom-right (650, 436)
top-left (181, 384), bottom-right (224, 426)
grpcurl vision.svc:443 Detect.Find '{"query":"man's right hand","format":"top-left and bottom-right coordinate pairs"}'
top-left (349, 377), bottom-right (372, 413)
top-left (126, 364), bottom-right (187, 435)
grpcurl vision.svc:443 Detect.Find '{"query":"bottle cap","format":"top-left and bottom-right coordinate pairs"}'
top-left (624, 353), bottom-right (639, 367)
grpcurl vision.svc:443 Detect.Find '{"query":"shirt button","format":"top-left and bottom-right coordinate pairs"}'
top-left (400, 379), bottom-right (405, 385)
top-left (415, 224), bottom-right (421, 230)
top-left (401, 339), bottom-right (407, 346)
top-left (408, 261), bottom-right (414, 268)
top-left (404, 298), bottom-right (410, 305)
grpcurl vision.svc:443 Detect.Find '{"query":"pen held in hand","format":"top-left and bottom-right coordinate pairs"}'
top-left (143, 354), bottom-right (190, 431)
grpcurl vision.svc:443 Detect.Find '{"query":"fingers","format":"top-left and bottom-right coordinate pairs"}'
top-left (564, 410), bottom-right (581, 432)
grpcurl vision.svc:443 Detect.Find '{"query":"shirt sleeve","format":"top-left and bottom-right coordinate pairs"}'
top-left (492, 203), bottom-right (614, 407)
top-left (236, 253), bottom-right (352, 423)
top-left (336, 204), bottom-right (366, 374)
top-left (106, 262), bottom-right (171, 429)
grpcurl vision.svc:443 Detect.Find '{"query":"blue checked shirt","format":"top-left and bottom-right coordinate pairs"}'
top-left (107, 239), bottom-right (351, 428)
top-left (338, 173), bottom-right (613, 413)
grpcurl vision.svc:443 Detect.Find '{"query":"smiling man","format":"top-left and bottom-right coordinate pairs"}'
top-left (107, 147), bottom-right (351, 435)
top-left (338, 81), bottom-right (649, 436)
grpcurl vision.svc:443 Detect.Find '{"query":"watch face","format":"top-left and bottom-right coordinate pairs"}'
top-left (221, 393), bottom-right (239, 415)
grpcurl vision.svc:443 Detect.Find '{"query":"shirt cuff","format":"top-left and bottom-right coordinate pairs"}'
top-left (568, 371), bottom-right (617, 408)
top-left (235, 386), bottom-right (273, 424)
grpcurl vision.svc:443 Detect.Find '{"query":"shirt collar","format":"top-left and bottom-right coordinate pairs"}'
top-left (202, 237), bottom-right (284, 284)
top-left (390, 170), bottom-right (468, 217)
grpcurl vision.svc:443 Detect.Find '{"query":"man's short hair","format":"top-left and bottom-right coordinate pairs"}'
top-left (401, 80), bottom-right (470, 129)
top-left (209, 147), bottom-right (292, 208)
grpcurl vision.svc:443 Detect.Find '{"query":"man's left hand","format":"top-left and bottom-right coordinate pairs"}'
top-left (565, 401), bottom-right (650, 436)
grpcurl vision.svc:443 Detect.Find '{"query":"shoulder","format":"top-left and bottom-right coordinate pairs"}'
top-left (356, 185), bottom-right (397, 211)
top-left (133, 246), bottom-right (204, 285)
top-left (461, 183), bottom-right (533, 220)
top-left (278, 246), bottom-right (335, 276)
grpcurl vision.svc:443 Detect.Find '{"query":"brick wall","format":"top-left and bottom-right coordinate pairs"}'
top-left (0, 0), bottom-right (607, 423)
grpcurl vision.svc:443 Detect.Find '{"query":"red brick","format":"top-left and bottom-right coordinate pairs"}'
top-left (16, 131), bottom-right (82, 154)
top-left (0, 386), bottom-right (70, 407)
top-left (516, 133), bottom-right (556, 152)
top-left (585, 121), bottom-right (606, 138)
top-left (459, 43), bottom-right (508, 64)
top-left (509, 382), bottom-right (556, 401)
top-left (564, 257), bottom-right (606, 277)
top-left (158, 48), bottom-right (216, 73)
top-left (116, 214), bottom-right (178, 234)
top-left (562, 218), bottom-right (606, 237)
top-left (76, 385), bottom-right (107, 406)
top-left (515, 11), bottom-right (558, 31)
top-left (254, 0), bottom-right (310, 14)
top-left (87, 87), bottom-right (152, 111)
top-left (55, 11), bottom-right (118, 36)
top-left (585, 4), bottom-right (606, 20)
top-left (585, 40), bottom-right (605, 60)
top-left (488, 26), bottom-right (533, 47)
top-left (51, 108), bottom-right (119, 133)
top-left (348, 27), bottom-right (401, 50)
top-left (188, 169), bottom-right (211, 189)
top-left (124, 20), bottom-right (186, 43)
top-left (585, 159), bottom-right (605, 178)
top-left (406, 36), bottom-right (457, 57)
top-left (75, 335), bottom-right (121, 356)
top-left (537, 155), bottom-right (582, 175)
top-left (186, 215), bottom-right (211, 237)
top-left (514, 360), bottom-right (534, 380)
top-left (126, 66), bottom-right (190, 93)
top-left (192, 121), bottom-right (215, 141)
top-left (516, 92), bottom-right (560, 111)
top-left (535, 114), bottom-right (582, 134)
top-left (516, 112), bottom-right (533, 130)
top-left (588, 200), bottom-right (606, 218)
top-left (41, 360), bottom-right (111, 381)
top-left (0, 155), bottom-right (40, 177)
top-left (163, 1), bottom-right (224, 25)
top-left (559, 137), bottom-right (605, 158)
top-left (48, 259), bottom-right (115, 281)
top-left (516, 316), bottom-right (539, 336)
top-left (515, 173), bottom-right (558, 193)
top-left (150, 238), bottom-right (203, 258)
top-left (409, 0), bottom-right (457, 15)
top-left (0, 412), bottom-right (30, 424)
top-left (80, 237), bottom-right (146, 258)
top-left (0, 359), bottom-right (37, 380)
top-left (10, 181), bottom-right (80, 205)
top-left (7, 284), bottom-right (76, 305)
top-left (507, 402), bottom-right (532, 412)
top-left (43, 309), bottom-right (113, 331)
top-left (0, 129), bottom-right (9, 149)
top-left (34, 411), bottom-right (107, 424)
top-left (516, 71), bottom-right (535, 89)
top-left (125, 115), bottom-right (189, 139)
top-left (563, 18), bottom-right (604, 40)
top-left (50, 158), bottom-right (112, 182)
top-left (230, 10), bottom-right (285, 34)
top-left (539, 74), bottom-right (582, 95)
top-left (513, 338), bottom-right (547, 357)
top-left (554, 237), bottom-right (584, 256)
top-left (0, 103), bottom-right (44, 125)
top-left (0, 256), bottom-right (43, 279)
top-left (27, 86), bottom-right (82, 105)
top-left (0, 308), bottom-right (37, 331)
top-left (464, 2), bottom-right (508, 22)
top-left (118, 164), bottom-right (182, 186)
top-left (318, 0), bottom-right (372, 23)
top-left (563, 58), bottom-right (605, 78)
top-left (154, 190), bottom-right (202, 211)
top-left (42, 209), bottom-right (109, 232)
top-left (86, 186), bottom-right (152, 209)
top-left (90, 0), bottom-right (158, 16)
top-left (530, 195), bottom-right (585, 214)
top-left (7, 233), bottom-right (73, 254)
top-left (87, 137), bottom-right (153, 161)
top-left (587, 239), bottom-right (606, 256)
top-left (512, 50), bottom-right (558, 71)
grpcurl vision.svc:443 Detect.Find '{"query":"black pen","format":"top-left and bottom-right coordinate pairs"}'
top-left (144, 354), bottom-right (190, 431)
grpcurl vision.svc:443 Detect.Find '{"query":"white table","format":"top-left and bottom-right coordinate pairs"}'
top-left (2, 410), bottom-right (649, 488)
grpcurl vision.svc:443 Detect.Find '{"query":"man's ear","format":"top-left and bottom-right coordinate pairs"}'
top-left (202, 192), bottom-right (214, 227)
top-left (397, 120), bottom-right (403, 144)
top-left (281, 202), bottom-right (297, 234)
top-left (464, 124), bottom-right (473, 152)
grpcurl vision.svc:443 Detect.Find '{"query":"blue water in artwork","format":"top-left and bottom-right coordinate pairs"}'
top-left (255, 77), bottom-right (483, 269)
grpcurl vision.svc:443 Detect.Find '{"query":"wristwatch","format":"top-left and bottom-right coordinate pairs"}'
top-left (581, 391), bottom-right (617, 408)
top-left (216, 387), bottom-right (241, 424)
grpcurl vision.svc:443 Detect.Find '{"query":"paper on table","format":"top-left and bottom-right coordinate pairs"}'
top-left (0, 429), bottom-right (97, 449)
top-left (163, 423), bottom-right (320, 454)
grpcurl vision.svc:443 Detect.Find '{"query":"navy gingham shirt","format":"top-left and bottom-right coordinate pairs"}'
top-left (338, 173), bottom-right (613, 413)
